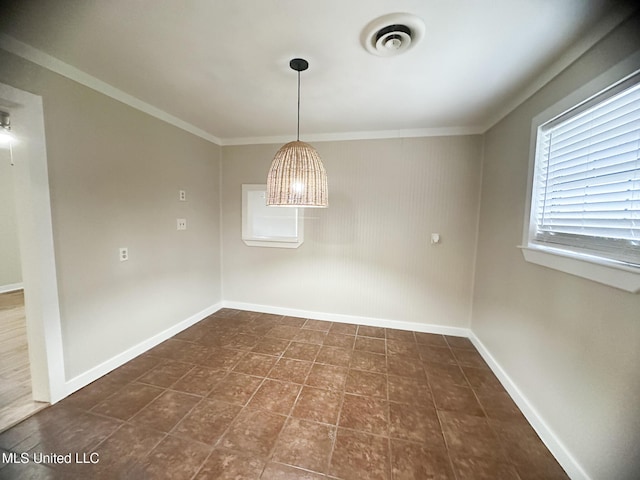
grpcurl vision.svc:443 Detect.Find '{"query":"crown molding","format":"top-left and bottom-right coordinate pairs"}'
top-left (0, 34), bottom-right (484, 145)
top-left (481, 3), bottom-right (637, 133)
top-left (3, 3), bottom-right (633, 147)
top-left (0, 34), bottom-right (223, 145)
top-left (220, 126), bottom-right (484, 146)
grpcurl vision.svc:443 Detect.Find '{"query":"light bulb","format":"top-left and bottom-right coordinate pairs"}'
top-left (291, 182), bottom-right (305, 194)
top-left (0, 130), bottom-right (13, 146)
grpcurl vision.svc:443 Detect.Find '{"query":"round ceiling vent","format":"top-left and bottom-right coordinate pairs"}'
top-left (362, 13), bottom-right (425, 57)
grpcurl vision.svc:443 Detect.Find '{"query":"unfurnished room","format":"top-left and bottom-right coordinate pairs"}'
top-left (0, 1), bottom-right (639, 479)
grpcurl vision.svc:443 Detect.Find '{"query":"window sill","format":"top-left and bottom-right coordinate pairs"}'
top-left (242, 238), bottom-right (302, 249)
top-left (519, 246), bottom-right (640, 293)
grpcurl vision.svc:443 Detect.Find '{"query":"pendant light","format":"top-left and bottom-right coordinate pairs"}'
top-left (266, 58), bottom-right (328, 207)
top-left (0, 111), bottom-right (15, 166)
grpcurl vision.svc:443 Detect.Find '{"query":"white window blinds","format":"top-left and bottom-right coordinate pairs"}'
top-left (532, 75), bottom-right (640, 266)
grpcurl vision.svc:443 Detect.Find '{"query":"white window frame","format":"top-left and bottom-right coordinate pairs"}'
top-left (521, 55), bottom-right (640, 293)
top-left (241, 184), bottom-right (304, 248)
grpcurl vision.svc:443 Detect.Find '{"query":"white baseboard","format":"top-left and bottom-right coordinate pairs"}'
top-left (63, 301), bottom-right (223, 397)
top-left (54, 296), bottom-right (585, 479)
top-left (469, 332), bottom-right (589, 480)
top-left (61, 300), bottom-right (468, 400)
top-left (0, 283), bottom-right (24, 294)
top-left (223, 300), bottom-right (470, 337)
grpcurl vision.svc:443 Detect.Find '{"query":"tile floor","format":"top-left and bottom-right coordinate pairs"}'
top-left (0, 309), bottom-right (568, 479)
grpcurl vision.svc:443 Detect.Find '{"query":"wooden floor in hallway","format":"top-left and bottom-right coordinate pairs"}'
top-left (0, 290), bottom-right (47, 433)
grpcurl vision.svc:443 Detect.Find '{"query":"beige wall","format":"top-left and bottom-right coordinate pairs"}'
top-left (3, 10), bottom-right (639, 477)
top-left (0, 49), bottom-right (222, 380)
top-left (471, 13), bottom-right (640, 480)
top-left (222, 136), bottom-right (482, 329)
top-left (0, 148), bottom-right (22, 288)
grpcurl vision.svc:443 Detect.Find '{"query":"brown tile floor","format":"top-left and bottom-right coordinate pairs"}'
top-left (0, 309), bottom-right (569, 479)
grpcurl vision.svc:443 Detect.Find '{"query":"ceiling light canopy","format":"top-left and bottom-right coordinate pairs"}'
top-left (266, 59), bottom-right (328, 208)
top-left (0, 111), bottom-right (11, 145)
top-left (0, 111), bottom-right (15, 166)
top-left (362, 13), bottom-right (425, 57)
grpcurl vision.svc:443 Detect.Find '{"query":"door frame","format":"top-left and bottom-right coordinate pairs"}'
top-left (1, 82), bottom-right (65, 403)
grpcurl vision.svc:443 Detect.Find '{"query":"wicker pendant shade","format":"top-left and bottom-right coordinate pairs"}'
top-left (266, 58), bottom-right (328, 207)
top-left (267, 140), bottom-right (328, 206)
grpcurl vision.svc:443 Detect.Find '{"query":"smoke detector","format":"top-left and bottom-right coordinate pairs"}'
top-left (362, 13), bottom-right (425, 57)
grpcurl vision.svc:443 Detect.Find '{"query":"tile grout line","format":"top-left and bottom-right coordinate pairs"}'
top-left (430, 338), bottom-right (461, 480)
top-left (155, 310), bottom-right (252, 480)
top-left (187, 311), bottom-right (285, 480)
top-left (8, 309), bottom-right (555, 479)
top-left (260, 318), bottom-right (321, 472)
top-left (260, 317), bottom-right (335, 477)
top-left (384, 328), bottom-right (392, 480)
top-left (155, 315), bottom-right (258, 480)
top-left (186, 314), bottom-right (326, 478)
top-left (322, 322), bottom-right (359, 477)
top-left (456, 351), bottom-right (519, 473)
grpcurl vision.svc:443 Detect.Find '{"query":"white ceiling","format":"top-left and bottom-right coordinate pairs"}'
top-left (0, 0), bottom-right (629, 144)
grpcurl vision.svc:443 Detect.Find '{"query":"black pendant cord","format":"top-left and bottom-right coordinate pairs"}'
top-left (296, 70), bottom-right (301, 141)
top-left (289, 58), bottom-right (308, 142)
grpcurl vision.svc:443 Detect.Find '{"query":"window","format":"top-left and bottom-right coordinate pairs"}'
top-left (241, 184), bottom-right (304, 248)
top-left (522, 68), bottom-right (640, 292)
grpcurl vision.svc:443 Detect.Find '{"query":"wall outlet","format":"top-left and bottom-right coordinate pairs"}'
top-left (119, 247), bottom-right (128, 261)
top-left (430, 233), bottom-right (441, 245)
top-left (177, 218), bottom-right (187, 230)
top-left (179, 190), bottom-right (186, 201)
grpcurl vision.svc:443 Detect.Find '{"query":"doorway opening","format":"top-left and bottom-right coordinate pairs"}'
top-left (0, 289), bottom-right (47, 431)
top-left (0, 82), bottom-right (66, 432)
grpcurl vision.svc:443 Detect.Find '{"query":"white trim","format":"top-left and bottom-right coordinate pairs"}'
top-left (1, 82), bottom-right (66, 404)
top-left (0, 35), bottom-right (222, 146)
top-left (0, 34), bottom-right (481, 147)
top-left (241, 184), bottom-right (304, 249)
top-left (482, 3), bottom-right (636, 133)
top-left (520, 246), bottom-right (640, 293)
top-left (220, 126), bottom-right (484, 146)
top-left (520, 52), bottom-right (640, 293)
top-left (0, 282), bottom-right (24, 294)
top-left (242, 240), bottom-right (303, 248)
top-left (63, 302), bottom-right (223, 397)
top-left (216, 0), bottom-right (637, 147)
top-left (1, 5), bottom-right (634, 148)
top-left (469, 332), bottom-right (591, 480)
top-left (223, 300), bottom-right (470, 337)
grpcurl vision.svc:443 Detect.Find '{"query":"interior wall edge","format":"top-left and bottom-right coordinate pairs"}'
top-left (481, 3), bottom-right (636, 134)
top-left (60, 301), bottom-right (223, 401)
top-left (467, 133), bottom-right (486, 329)
top-left (222, 300), bottom-right (470, 338)
top-left (469, 331), bottom-right (590, 480)
top-left (218, 147), bottom-right (225, 301)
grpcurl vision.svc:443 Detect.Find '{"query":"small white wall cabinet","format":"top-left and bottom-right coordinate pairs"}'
top-left (242, 184), bottom-right (304, 248)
